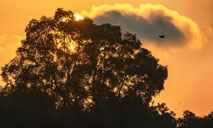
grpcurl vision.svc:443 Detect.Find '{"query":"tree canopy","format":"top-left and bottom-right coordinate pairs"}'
top-left (1, 8), bottom-right (167, 108)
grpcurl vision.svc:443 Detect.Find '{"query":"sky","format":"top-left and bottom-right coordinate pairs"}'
top-left (0, 0), bottom-right (213, 117)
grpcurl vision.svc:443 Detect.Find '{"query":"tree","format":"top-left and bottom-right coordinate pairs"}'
top-left (145, 103), bottom-right (177, 128)
top-left (177, 110), bottom-right (213, 128)
top-left (0, 87), bottom-right (56, 128)
top-left (1, 8), bottom-right (168, 127)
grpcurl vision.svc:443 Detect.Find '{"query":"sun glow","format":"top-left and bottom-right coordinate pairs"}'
top-left (56, 38), bottom-right (77, 53)
top-left (74, 14), bottom-right (84, 21)
top-left (69, 40), bottom-right (77, 52)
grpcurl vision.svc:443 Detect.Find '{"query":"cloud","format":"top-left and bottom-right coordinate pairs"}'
top-left (82, 4), bottom-right (202, 49)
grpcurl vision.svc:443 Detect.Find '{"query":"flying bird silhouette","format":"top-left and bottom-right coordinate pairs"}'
top-left (159, 35), bottom-right (165, 38)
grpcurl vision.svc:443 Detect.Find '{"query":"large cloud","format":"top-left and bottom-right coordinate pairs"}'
top-left (82, 4), bottom-right (202, 49)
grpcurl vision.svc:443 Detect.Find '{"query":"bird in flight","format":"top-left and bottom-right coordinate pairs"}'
top-left (159, 34), bottom-right (165, 38)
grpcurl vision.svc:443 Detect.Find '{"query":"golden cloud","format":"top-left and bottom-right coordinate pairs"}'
top-left (82, 4), bottom-right (202, 49)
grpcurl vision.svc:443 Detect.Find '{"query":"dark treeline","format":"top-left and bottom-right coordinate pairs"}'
top-left (0, 9), bottom-right (212, 128)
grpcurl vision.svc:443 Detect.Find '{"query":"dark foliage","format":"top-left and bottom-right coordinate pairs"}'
top-left (177, 110), bottom-right (213, 128)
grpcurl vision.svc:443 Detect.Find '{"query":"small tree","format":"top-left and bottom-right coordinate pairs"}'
top-left (177, 111), bottom-right (213, 128)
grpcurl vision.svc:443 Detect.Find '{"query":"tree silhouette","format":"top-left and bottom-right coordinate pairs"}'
top-left (177, 110), bottom-right (213, 128)
top-left (0, 8), bottom-right (188, 128)
top-left (144, 103), bottom-right (177, 128)
top-left (1, 8), bottom-right (167, 109)
top-left (0, 87), bottom-right (56, 128)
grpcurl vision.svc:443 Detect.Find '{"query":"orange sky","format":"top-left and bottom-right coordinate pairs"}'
top-left (0, 0), bottom-right (213, 117)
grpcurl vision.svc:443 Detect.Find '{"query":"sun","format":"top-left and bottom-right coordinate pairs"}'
top-left (74, 14), bottom-right (84, 21)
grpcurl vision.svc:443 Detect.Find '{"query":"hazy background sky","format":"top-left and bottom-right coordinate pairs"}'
top-left (0, 0), bottom-right (213, 117)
